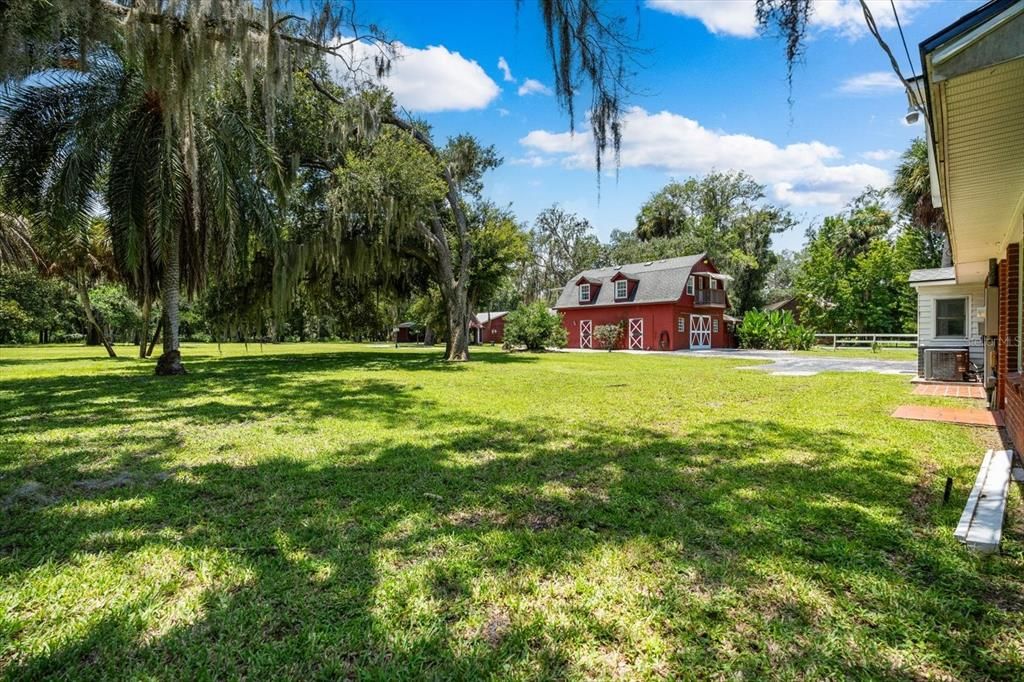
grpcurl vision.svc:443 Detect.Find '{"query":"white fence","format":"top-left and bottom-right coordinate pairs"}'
top-left (814, 333), bottom-right (918, 349)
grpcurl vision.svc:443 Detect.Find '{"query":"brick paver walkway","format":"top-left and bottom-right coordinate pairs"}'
top-left (911, 383), bottom-right (986, 399)
top-left (892, 405), bottom-right (1003, 427)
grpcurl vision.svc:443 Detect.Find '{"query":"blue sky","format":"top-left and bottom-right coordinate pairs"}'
top-left (346, 0), bottom-right (980, 251)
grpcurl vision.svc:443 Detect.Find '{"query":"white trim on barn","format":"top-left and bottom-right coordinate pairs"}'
top-left (580, 320), bottom-right (593, 349)
top-left (690, 314), bottom-right (711, 349)
top-left (628, 318), bottom-right (644, 350)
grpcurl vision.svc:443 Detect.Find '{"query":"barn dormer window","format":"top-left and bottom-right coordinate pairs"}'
top-left (686, 276), bottom-right (694, 296)
top-left (579, 283), bottom-right (591, 303)
top-left (614, 279), bottom-right (628, 300)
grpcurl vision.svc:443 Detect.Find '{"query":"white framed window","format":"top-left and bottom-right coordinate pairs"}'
top-left (579, 283), bottom-right (591, 303)
top-left (686, 276), bottom-right (694, 296)
top-left (614, 279), bottom-right (628, 300)
top-left (712, 318), bottom-right (719, 333)
top-left (935, 297), bottom-right (967, 338)
top-left (710, 279), bottom-right (718, 290)
top-left (677, 316), bottom-right (685, 332)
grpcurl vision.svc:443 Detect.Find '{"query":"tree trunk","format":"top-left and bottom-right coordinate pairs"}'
top-left (139, 292), bottom-right (151, 359)
top-left (444, 284), bottom-right (471, 361)
top-left (147, 316), bottom-right (163, 358)
top-left (155, 226), bottom-right (185, 375)
top-left (75, 272), bottom-right (116, 358)
top-left (941, 228), bottom-right (952, 268)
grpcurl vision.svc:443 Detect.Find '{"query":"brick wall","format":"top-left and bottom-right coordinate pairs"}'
top-left (999, 243), bottom-right (1024, 447)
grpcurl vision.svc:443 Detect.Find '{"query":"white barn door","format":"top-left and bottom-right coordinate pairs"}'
top-left (628, 318), bottom-right (644, 350)
top-left (580, 320), bottom-right (593, 349)
top-left (690, 315), bottom-right (711, 349)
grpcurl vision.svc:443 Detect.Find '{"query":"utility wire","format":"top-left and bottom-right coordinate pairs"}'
top-left (890, 0), bottom-right (918, 81)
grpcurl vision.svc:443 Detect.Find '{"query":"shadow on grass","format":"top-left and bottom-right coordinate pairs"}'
top-left (0, 351), bottom-right (1020, 679)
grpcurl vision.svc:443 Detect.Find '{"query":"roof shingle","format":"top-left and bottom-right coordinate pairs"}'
top-left (554, 254), bottom-right (708, 309)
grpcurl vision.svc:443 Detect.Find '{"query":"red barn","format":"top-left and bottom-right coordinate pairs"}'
top-left (472, 311), bottom-right (508, 345)
top-left (554, 254), bottom-right (732, 351)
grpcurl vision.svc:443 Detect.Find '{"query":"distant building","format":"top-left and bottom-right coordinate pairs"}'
top-left (764, 297), bottom-right (802, 323)
top-left (553, 254), bottom-right (733, 351)
top-left (472, 311), bottom-right (508, 345)
top-left (394, 322), bottom-right (423, 344)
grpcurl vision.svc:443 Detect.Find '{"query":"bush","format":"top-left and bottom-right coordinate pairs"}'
top-left (737, 310), bottom-right (815, 350)
top-left (503, 301), bottom-right (567, 351)
top-left (593, 323), bottom-right (624, 351)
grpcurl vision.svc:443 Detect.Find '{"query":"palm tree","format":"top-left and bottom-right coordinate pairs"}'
top-left (0, 54), bottom-right (284, 373)
top-left (36, 217), bottom-right (121, 357)
top-left (0, 208), bottom-right (37, 269)
top-left (893, 137), bottom-right (949, 266)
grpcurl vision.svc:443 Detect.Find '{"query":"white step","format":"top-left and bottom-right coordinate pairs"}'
top-left (954, 449), bottom-right (1013, 554)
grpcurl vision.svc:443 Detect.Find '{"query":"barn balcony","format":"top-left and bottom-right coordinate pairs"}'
top-left (694, 289), bottom-right (726, 307)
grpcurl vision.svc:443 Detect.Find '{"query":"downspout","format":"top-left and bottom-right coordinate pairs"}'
top-left (985, 258), bottom-right (999, 408)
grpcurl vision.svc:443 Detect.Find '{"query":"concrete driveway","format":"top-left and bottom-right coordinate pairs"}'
top-left (610, 348), bottom-right (917, 376)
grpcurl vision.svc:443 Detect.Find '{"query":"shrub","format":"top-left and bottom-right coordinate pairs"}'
top-left (737, 310), bottom-right (815, 350)
top-left (593, 323), bottom-right (624, 351)
top-left (503, 301), bottom-right (567, 351)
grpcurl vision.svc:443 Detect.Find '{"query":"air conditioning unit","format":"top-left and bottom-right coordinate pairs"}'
top-left (924, 349), bottom-right (968, 381)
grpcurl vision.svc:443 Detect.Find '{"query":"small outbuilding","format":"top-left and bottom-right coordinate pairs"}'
top-left (472, 311), bottom-right (508, 345)
top-left (554, 254), bottom-right (733, 351)
top-left (764, 297), bottom-right (802, 322)
top-left (394, 321), bottom-right (424, 344)
top-left (909, 266), bottom-right (987, 378)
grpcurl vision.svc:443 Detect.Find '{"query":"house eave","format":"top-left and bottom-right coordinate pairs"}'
top-left (920, 0), bottom-right (1024, 271)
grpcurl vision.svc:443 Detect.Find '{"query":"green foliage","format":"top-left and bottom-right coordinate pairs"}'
top-left (502, 301), bottom-right (567, 351)
top-left (469, 205), bottom-right (529, 309)
top-left (0, 267), bottom-right (83, 343)
top-left (593, 323), bottom-right (624, 351)
top-left (632, 172), bottom-right (793, 313)
top-left (764, 249), bottom-right (800, 303)
top-left (517, 205), bottom-right (603, 306)
top-left (0, 297), bottom-right (30, 342)
top-left (892, 137), bottom-right (947, 265)
top-left (408, 287), bottom-right (447, 342)
top-left (601, 230), bottom-right (690, 267)
top-left (737, 310), bottom-right (814, 350)
top-left (89, 284), bottom-right (142, 343)
top-left (794, 193), bottom-right (929, 334)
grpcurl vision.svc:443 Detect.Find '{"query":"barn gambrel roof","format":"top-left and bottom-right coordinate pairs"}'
top-left (554, 254), bottom-right (712, 309)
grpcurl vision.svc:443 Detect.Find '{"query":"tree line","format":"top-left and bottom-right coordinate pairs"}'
top-left (2, 134), bottom-right (944, 349)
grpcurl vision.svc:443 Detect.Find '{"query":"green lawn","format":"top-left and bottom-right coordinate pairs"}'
top-left (800, 346), bottom-right (919, 361)
top-left (1, 343), bottom-right (1021, 680)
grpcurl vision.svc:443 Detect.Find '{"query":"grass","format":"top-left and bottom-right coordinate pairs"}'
top-left (798, 346), bottom-right (919, 361)
top-left (1, 342), bottom-right (1022, 680)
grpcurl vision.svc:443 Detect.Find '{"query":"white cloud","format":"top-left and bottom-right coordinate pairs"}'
top-left (497, 56), bottom-right (516, 83)
top-left (862, 149), bottom-right (898, 161)
top-left (519, 106), bottom-right (889, 208)
top-left (333, 41), bottom-right (499, 112)
top-left (813, 0), bottom-right (932, 38)
top-left (646, 0), bottom-right (757, 37)
top-left (646, 0), bottom-right (932, 39)
top-left (838, 71), bottom-right (903, 94)
top-left (518, 78), bottom-right (553, 96)
top-left (498, 107), bottom-right (511, 117)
